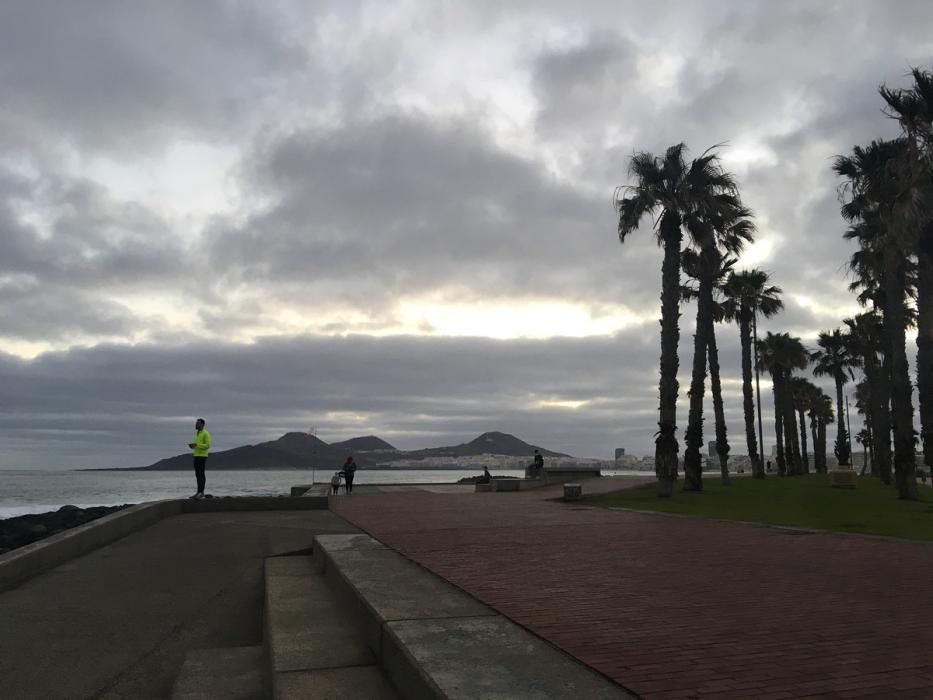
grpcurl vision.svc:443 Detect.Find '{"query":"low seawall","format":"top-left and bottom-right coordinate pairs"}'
top-left (0, 495), bottom-right (328, 592)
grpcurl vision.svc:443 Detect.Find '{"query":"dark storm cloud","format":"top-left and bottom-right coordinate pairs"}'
top-left (0, 0), bottom-right (307, 153)
top-left (204, 113), bottom-right (660, 313)
top-left (532, 32), bottom-right (643, 136)
top-left (0, 166), bottom-right (187, 342)
top-left (0, 330), bottom-right (667, 468)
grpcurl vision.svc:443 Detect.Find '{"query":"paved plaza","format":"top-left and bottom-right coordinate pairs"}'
top-left (333, 476), bottom-right (933, 699)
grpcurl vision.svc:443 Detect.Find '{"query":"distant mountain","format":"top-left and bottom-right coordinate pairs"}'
top-left (128, 430), bottom-right (567, 470)
top-left (330, 435), bottom-right (397, 452)
top-left (403, 431), bottom-right (568, 459)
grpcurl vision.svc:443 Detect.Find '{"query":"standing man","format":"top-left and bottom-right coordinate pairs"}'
top-left (188, 418), bottom-right (211, 499)
top-left (342, 456), bottom-right (358, 494)
top-left (533, 449), bottom-right (544, 477)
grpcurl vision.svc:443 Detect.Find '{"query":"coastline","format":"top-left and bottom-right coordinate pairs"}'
top-left (0, 504), bottom-right (132, 555)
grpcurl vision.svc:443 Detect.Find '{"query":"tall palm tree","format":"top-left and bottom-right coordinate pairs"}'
top-left (844, 312), bottom-right (891, 482)
top-left (615, 144), bottom-right (738, 497)
top-left (758, 333), bottom-right (809, 476)
top-left (681, 208), bottom-right (754, 491)
top-left (808, 392), bottom-right (835, 474)
top-left (835, 139), bottom-right (919, 499)
top-left (854, 379), bottom-right (874, 476)
top-left (721, 270), bottom-right (784, 478)
top-left (682, 253), bottom-right (743, 485)
top-left (881, 68), bottom-right (933, 475)
top-left (811, 329), bottom-right (861, 469)
top-left (790, 377), bottom-right (819, 474)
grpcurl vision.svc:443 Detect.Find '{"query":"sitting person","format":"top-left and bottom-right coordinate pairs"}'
top-left (479, 466), bottom-right (492, 484)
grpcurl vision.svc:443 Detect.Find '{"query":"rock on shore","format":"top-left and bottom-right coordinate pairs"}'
top-left (0, 505), bottom-right (132, 556)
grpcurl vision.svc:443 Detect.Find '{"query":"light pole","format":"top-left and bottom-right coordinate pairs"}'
top-left (752, 308), bottom-right (765, 474)
top-left (309, 425), bottom-right (317, 485)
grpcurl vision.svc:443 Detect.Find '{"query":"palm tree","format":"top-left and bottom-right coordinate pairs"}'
top-left (811, 329), bottom-right (861, 469)
top-left (681, 207), bottom-right (754, 490)
top-left (854, 379), bottom-right (874, 476)
top-left (835, 139), bottom-right (919, 499)
top-left (844, 312), bottom-right (891, 482)
top-left (615, 144), bottom-right (739, 497)
top-left (808, 392), bottom-right (835, 474)
top-left (758, 333), bottom-right (809, 476)
top-left (790, 377), bottom-right (820, 474)
top-left (721, 270), bottom-right (784, 478)
top-left (881, 68), bottom-right (933, 475)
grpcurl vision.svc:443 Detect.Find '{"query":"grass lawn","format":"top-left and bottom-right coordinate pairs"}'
top-left (582, 474), bottom-right (933, 541)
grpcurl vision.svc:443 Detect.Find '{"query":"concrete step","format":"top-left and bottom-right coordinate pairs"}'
top-left (171, 645), bottom-right (266, 700)
top-left (264, 555), bottom-right (397, 699)
top-left (315, 534), bottom-right (635, 700)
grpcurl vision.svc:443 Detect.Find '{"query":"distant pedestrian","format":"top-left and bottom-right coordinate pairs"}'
top-left (187, 418), bottom-right (211, 499)
top-left (342, 456), bottom-right (358, 493)
top-left (533, 449), bottom-right (544, 477)
top-left (330, 471), bottom-right (342, 495)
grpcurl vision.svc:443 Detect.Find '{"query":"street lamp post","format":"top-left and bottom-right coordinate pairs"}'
top-left (309, 426), bottom-right (317, 485)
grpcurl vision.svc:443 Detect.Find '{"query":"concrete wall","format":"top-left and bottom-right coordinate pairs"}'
top-left (0, 495), bottom-right (329, 592)
top-left (0, 500), bottom-right (181, 593)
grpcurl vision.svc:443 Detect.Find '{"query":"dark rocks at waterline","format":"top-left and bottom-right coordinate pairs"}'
top-left (0, 505), bottom-right (132, 555)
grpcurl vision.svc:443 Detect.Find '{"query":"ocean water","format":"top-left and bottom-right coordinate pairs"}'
top-left (0, 467), bottom-right (652, 519)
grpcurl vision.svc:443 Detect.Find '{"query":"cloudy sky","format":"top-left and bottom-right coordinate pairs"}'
top-left (1, 1), bottom-right (930, 469)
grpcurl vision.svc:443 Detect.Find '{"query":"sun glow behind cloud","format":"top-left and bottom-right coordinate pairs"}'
top-left (396, 299), bottom-right (647, 339)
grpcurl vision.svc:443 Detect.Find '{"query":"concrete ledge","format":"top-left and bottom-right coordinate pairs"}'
top-left (543, 467), bottom-right (601, 483)
top-left (384, 616), bottom-right (633, 700)
top-left (0, 500), bottom-right (181, 593)
top-left (315, 534), bottom-right (633, 699)
top-left (475, 478), bottom-right (547, 493)
top-left (181, 495), bottom-right (328, 513)
top-left (1, 495), bottom-right (331, 592)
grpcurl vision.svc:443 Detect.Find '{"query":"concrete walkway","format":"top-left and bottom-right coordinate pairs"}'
top-left (0, 510), bottom-right (358, 700)
top-left (332, 476), bottom-right (933, 699)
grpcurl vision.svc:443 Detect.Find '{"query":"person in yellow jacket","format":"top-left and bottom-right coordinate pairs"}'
top-left (187, 418), bottom-right (211, 499)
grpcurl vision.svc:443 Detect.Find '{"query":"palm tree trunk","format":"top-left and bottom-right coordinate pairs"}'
top-left (773, 372), bottom-right (786, 476)
top-left (883, 243), bottom-right (918, 499)
top-left (707, 319), bottom-right (730, 484)
top-left (879, 342), bottom-right (894, 484)
top-left (863, 419), bottom-right (874, 477)
top-left (783, 380), bottom-right (802, 475)
top-left (833, 379), bottom-right (850, 468)
top-left (797, 407), bottom-right (809, 474)
top-left (655, 211), bottom-right (682, 498)
top-left (739, 308), bottom-right (762, 478)
top-left (818, 420), bottom-right (827, 472)
top-left (863, 349), bottom-right (890, 482)
top-left (683, 249), bottom-right (714, 493)
top-left (917, 229), bottom-right (932, 473)
top-left (809, 414), bottom-right (821, 473)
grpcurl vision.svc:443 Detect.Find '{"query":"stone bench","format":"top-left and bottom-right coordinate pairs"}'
top-left (563, 483), bottom-right (582, 501)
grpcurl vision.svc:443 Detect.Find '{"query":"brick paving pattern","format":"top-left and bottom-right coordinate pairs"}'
top-left (332, 477), bottom-right (933, 699)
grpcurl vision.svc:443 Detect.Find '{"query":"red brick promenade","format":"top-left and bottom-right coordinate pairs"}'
top-left (332, 477), bottom-right (933, 699)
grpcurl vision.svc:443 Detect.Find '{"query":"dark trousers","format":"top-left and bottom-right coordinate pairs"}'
top-left (345, 471), bottom-right (355, 492)
top-left (193, 456), bottom-right (207, 493)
